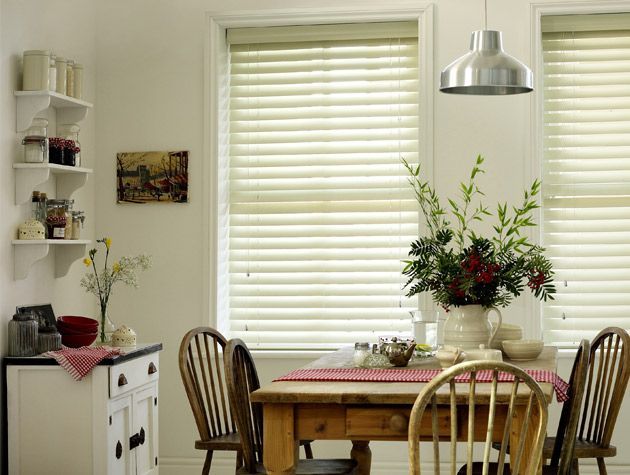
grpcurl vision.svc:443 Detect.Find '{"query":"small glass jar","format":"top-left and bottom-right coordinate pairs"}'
top-left (22, 136), bottom-right (47, 163)
top-left (66, 59), bottom-right (74, 97)
top-left (63, 199), bottom-right (74, 240)
top-left (48, 137), bottom-right (64, 164)
top-left (71, 210), bottom-right (85, 239)
top-left (26, 118), bottom-right (48, 137)
top-left (58, 124), bottom-right (81, 166)
top-left (8, 312), bottom-right (38, 357)
top-left (353, 342), bottom-right (370, 366)
top-left (37, 326), bottom-right (62, 353)
top-left (48, 55), bottom-right (57, 91)
top-left (72, 63), bottom-right (83, 99)
top-left (46, 199), bottom-right (68, 239)
top-left (62, 139), bottom-right (78, 167)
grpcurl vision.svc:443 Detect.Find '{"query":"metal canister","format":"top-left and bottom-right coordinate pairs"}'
top-left (8, 312), bottom-right (38, 356)
top-left (37, 326), bottom-right (62, 353)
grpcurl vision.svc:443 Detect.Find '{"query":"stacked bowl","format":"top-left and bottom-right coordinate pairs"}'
top-left (56, 316), bottom-right (98, 347)
top-left (490, 323), bottom-right (523, 351)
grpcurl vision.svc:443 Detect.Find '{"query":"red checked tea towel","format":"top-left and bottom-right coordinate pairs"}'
top-left (45, 346), bottom-right (122, 381)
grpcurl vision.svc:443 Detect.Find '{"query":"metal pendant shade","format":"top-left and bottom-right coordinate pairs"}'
top-left (440, 30), bottom-right (533, 95)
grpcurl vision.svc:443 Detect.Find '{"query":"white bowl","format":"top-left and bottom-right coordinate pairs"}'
top-left (490, 323), bottom-right (524, 350)
top-left (502, 339), bottom-right (544, 361)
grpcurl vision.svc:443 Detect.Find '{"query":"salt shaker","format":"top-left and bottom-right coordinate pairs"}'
top-left (353, 342), bottom-right (370, 366)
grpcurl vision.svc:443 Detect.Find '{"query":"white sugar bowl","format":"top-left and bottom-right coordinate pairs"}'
top-left (18, 219), bottom-right (46, 240)
top-left (111, 325), bottom-right (137, 347)
top-left (465, 344), bottom-right (503, 362)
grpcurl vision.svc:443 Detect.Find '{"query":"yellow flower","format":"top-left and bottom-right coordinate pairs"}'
top-left (83, 258), bottom-right (92, 266)
top-left (113, 262), bottom-right (121, 273)
top-left (104, 238), bottom-right (112, 249)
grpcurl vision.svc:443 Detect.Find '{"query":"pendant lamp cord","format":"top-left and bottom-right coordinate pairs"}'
top-left (484, 0), bottom-right (488, 30)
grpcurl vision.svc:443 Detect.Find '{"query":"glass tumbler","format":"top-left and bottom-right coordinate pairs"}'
top-left (409, 310), bottom-right (439, 354)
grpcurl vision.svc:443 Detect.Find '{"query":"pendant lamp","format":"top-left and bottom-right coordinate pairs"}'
top-left (439, 0), bottom-right (533, 95)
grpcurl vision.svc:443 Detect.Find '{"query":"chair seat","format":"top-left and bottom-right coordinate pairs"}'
top-left (236, 458), bottom-right (357, 475)
top-left (543, 437), bottom-right (617, 459)
top-left (194, 432), bottom-right (241, 451)
top-left (458, 461), bottom-right (570, 475)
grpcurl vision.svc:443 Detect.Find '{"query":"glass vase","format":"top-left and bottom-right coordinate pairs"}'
top-left (99, 307), bottom-right (116, 344)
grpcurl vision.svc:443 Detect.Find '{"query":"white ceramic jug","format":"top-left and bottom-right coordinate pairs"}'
top-left (443, 304), bottom-right (502, 350)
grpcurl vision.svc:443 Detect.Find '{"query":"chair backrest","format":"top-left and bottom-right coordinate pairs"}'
top-left (549, 339), bottom-right (590, 474)
top-left (224, 338), bottom-right (263, 473)
top-left (178, 327), bottom-right (236, 442)
top-left (578, 327), bottom-right (630, 448)
top-left (408, 360), bottom-right (548, 475)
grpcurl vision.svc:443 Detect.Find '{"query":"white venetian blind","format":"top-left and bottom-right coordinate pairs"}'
top-left (225, 22), bottom-right (420, 349)
top-left (542, 13), bottom-right (630, 346)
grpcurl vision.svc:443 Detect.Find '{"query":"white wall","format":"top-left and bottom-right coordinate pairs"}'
top-left (2, 0), bottom-right (629, 473)
top-left (0, 0), bottom-right (97, 470)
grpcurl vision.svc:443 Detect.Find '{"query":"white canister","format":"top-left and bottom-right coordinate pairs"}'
top-left (48, 56), bottom-right (57, 91)
top-left (22, 50), bottom-right (50, 91)
top-left (72, 63), bottom-right (83, 99)
top-left (22, 136), bottom-right (47, 163)
top-left (55, 56), bottom-right (67, 95)
top-left (66, 59), bottom-right (74, 97)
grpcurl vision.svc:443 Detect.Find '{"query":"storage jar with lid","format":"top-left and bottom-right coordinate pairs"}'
top-left (46, 199), bottom-right (68, 239)
top-left (72, 63), bottom-right (83, 99)
top-left (48, 137), bottom-right (63, 164)
top-left (66, 59), bottom-right (74, 97)
top-left (22, 136), bottom-right (47, 163)
top-left (58, 124), bottom-right (81, 166)
top-left (26, 118), bottom-right (48, 137)
top-left (8, 312), bottom-right (38, 357)
top-left (48, 55), bottom-right (57, 91)
top-left (71, 210), bottom-right (85, 239)
top-left (22, 50), bottom-right (50, 91)
top-left (37, 326), bottom-right (62, 353)
top-left (63, 199), bottom-right (74, 239)
top-left (55, 56), bottom-right (67, 95)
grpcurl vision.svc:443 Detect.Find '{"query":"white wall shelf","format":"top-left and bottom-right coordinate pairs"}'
top-left (13, 163), bottom-right (93, 204)
top-left (15, 90), bottom-right (93, 132)
top-left (12, 239), bottom-right (90, 280)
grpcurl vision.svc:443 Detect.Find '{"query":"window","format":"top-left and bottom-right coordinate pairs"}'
top-left (221, 22), bottom-right (422, 349)
top-left (541, 13), bottom-right (630, 346)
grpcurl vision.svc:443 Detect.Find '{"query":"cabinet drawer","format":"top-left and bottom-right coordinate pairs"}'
top-left (346, 406), bottom-right (450, 438)
top-left (109, 354), bottom-right (159, 398)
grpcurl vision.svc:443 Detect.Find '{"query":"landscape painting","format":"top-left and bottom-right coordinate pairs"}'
top-left (117, 150), bottom-right (189, 203)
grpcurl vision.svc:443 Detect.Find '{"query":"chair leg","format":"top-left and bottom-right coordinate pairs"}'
top-left (571, 459), bottom-right (579, 475)
top-left (202, 451), bottom-right (213, 475)
top-left (236, 450), bottom-right (243, 469)
top-left (303, 442), bottom-right (314, 459)
top-left (596, 458), bottom-right (607, 475)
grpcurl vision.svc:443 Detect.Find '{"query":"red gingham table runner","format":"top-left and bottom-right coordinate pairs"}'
top-left (44, 346), bottom-right (122, 381)
top-left (275, 368), bottom-right (570, 402)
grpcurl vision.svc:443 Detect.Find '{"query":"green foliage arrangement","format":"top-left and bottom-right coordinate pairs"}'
top-left (402, 155), bottom-right (555, 309)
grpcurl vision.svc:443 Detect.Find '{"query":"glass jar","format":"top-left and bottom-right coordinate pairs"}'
top-left (48, 55), bottom-right (57, 91)
top-left (26, 118), bottom-right (48, 137)
top-left (37, 326), bottom-right (62, 353)
top-left (48, 137), bottom-right (64, 164)
top-left (46, 199), bottom-right (68, 239)
top-left (8, 312), bottom-right (38, 357)
top-left (22, 136), bottom-right (47, 163)
top-left (71, 210), bottom-right (85, 239)
top-left (353, 342), bottom-right (370, 366)
top-left (55, 56), bottom-right (67, 95)
top-left (72, 63), bottom-right (83, 99)
top-left (62, 139), bottom-right (78, 167)
top-left (63, 199), bottom-right (74, 240)
top-left (58, 124), bottom-right (81, 166)
top-left (66, 59), bottom-right (74, 97)
top-left (22, 50), bottom-right (50, 91)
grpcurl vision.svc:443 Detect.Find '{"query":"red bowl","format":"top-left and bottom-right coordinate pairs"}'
top-left (56, 323), bottom-right (94, 335)
top-left (61, 332), bottom-right (98, 348)
top-left (58, 316), bottom-right (99, 330)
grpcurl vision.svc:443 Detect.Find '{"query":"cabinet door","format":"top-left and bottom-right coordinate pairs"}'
top-left (132, 383), bottom-right (158, 475)
top-left (108, 395), bottom-right (133, 475)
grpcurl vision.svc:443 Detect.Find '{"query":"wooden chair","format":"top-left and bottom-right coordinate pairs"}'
top-left (224, 338), bottom-right (357, 474)
top-left (179, 327), bottom-right (241, 474)
top-left (547, 327), bottom-right (630, 474)
top-left (408, 360), bottom-right (549, 475)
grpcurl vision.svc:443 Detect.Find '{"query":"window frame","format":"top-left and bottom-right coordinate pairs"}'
top-left (531, 0), bottom-right (630, 343)
top-left (204, 5), bottom-right (435, 350)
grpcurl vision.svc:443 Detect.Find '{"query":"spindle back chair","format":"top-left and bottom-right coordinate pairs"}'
top-left (408, 360), bottom-right (548, 475)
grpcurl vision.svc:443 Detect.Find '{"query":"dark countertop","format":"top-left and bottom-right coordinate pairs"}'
top-left (2, 342), bottom-right (162, 366)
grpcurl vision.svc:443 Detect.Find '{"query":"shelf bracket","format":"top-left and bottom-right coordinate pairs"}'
top-left (15, 167), bottom-right (51, 204)
top-left (16, 94), bottom-right (52, 132)
top-left (55, 242), bottom-right (88, 278)
top-left (57, 172), bottom-right (89, 200)
top-left (57, 107), bottom-right (89, 125)
top-left (14, 242), bottom-right (50, 280)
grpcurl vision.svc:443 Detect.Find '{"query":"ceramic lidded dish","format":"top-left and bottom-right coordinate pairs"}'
top-left (502, 339), bottom-right (543, 361)
top-left (111, 325), bottom-right (137, 347)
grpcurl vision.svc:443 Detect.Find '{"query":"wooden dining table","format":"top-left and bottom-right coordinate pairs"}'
top-left (250, 346), bottom-right (558, 475)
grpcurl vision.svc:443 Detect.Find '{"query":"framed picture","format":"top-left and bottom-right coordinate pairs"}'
top-left (116, 150), bottom-right (189, 204)
top-left (16, 303), bottom-right (56, 328)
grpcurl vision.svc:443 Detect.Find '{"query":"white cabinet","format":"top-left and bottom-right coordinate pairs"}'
top-left (13, 90), bottom-right (94, 279)
top-left (5, 344), bottom-right (161, 475)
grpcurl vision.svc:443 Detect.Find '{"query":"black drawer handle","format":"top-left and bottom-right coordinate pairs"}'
top-left (130, 432), bottom-right (140, 450)
top-left (118, 373), bottom-right (128, 387)
top-left (139, 427), bottom-right (145, 445)
top-left (148, 362), bottom-right (157, 375)
top-left (116, 440), bottom-right (122, 459)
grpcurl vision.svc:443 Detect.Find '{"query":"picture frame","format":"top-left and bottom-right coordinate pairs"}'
top-left (16, 303), bottom-right (56, 328)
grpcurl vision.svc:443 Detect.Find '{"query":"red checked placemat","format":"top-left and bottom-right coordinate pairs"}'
top-left (275, 368), bottom-right (569, 402)
top-left (45, 346), bottom-right (122, 381)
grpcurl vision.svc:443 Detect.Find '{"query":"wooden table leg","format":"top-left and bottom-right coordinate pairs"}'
top-left (263, 403), bottom-right (298, 475)
top-left (511, 405), bottom-right (543, 475)
top-left (351, 440), bottom-right (372, 475)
